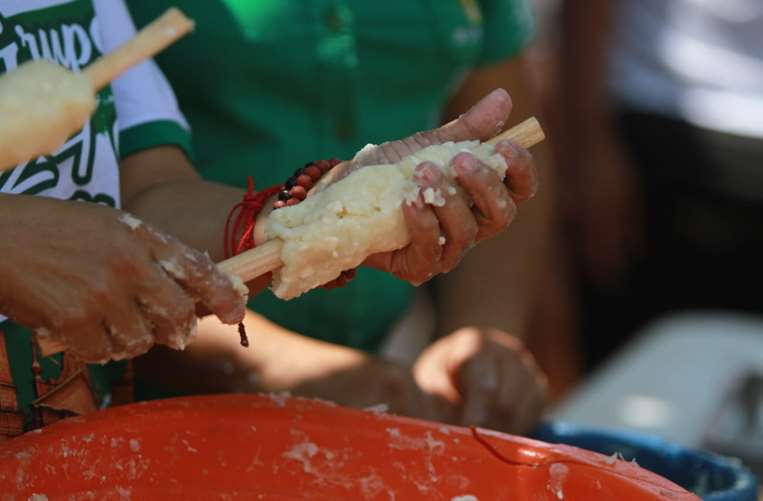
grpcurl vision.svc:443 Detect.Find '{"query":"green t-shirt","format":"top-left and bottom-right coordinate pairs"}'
top-left (128, 0), bottom-right (535, 352)
top-left (0, 0), bottom-right (192, 430)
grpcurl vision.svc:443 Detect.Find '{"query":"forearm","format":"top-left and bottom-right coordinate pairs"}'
top-left (120, 147), bottom-right (242, 262)
top-left (134, 308), bottom-right (371, 394)
top-left (119, 146), bottom-right (276, 294)
top-left (434, 56), bottom-right (555, 340)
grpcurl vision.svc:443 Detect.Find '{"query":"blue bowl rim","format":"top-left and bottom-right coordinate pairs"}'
top-left (532, 421), bottom-right (758, 501)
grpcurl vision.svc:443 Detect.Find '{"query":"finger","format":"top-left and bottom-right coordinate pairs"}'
top-left (351, 89), bottom-right (512, 167)
top-left (414, 162), bottom-right (477, 273)
top-left (493, 354), bottom-right (524, 413)
top-left (145, 228), bottom-right (246, 325)
top-left (134, 266), bottom-right (197, 350)
top-left (458, 355), bottom-right (499, 426)
top-left (396, 195), bottom-right (443, 284)
top-left (505, 352), bottom-right (548, 434)
top-left (518, 362), bottom-right (550, 433)
top-left (437, 89), bottom-right (513, 142)
top-left (508, 380), bottom-right (547, 435)
top-left (365, 193), bottom-right (442, 284)
top-left (495, 140), bottom-right (538, 204)
top-left (60, 321), bottom-right (113, 364)
top-left (484, 354), bottom-right (532, 433)
top-left (103, 301), bottom-right (155, 360)
top-left (452, 152), bottom-right (517, 242)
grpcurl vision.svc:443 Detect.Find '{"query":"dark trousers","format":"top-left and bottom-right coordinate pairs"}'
top-left (579, 111), bottom-right (763, 370)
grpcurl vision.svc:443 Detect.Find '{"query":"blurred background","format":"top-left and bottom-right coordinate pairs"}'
top-left (524, 0), bottom-right (763, 480)
top-left (123, 0), bottom-right (763, 487)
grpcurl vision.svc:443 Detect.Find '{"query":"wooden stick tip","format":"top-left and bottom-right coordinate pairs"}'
top-left (157, 7), bottom-right (195, 37)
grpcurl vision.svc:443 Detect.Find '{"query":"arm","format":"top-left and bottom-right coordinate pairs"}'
top-left (134, 307), bottom-right (449, 421)
top-left (556, 0), bottom-right (642, 287)
top-left (119, 146), bottom-right (272, 294)
top-left (433, 55), bottom-right (554, 340)
top-left (120, 90), bottom-right (538, 294)
top-left (133, 304), bottom-right (545, 432)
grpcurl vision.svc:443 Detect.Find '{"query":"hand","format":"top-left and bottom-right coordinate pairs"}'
top-left (326, 89), bottom-right (539, 285)
top-left (292, 358), bottom-right (453, 422)
top-left (0, 195), bottom-right (246, 363)
top-left (413, 327), bottom-right (547, 434)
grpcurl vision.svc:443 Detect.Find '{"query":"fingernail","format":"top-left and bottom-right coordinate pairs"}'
top-left (498, 140), bottom-right (519, 161)
top-left (455, 154), bottom-right (477, 174)
top-left (414, 163), bottom-right (440, 185)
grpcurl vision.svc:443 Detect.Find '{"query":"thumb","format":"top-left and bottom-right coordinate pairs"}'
top-left (414, 352), bottom-right (463, 404)
top-left (436, 88), bottom-right (513, 142)
top-left (351, 89), bottom-right (514, 169)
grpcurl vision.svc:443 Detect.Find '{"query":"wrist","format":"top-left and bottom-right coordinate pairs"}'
top-left (253, 195), bottom-right (277, 246)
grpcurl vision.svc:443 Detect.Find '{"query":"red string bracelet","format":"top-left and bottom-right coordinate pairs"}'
top-left (224, 178), bottom-right (281, 348)
top-left (224, 177), bottom-right (283, 259)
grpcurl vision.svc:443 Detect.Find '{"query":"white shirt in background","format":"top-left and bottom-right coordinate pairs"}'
top-left (608, 0), bottom-right (763, 140)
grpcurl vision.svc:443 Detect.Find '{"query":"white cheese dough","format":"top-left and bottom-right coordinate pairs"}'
top-left (266, 140), bottom-right (508, 299)
top-left (0, 60), bottom-right (95, 170)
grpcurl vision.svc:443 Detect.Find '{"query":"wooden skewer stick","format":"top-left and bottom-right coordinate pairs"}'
top-left (487, 116), bottom-right (545, 147)
top-left (85, 8), bottom-right (194, 91)
top-left (37, 117), bottom-right (544, 357)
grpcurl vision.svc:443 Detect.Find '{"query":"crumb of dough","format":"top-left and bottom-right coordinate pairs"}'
top-left (119, 213), bottom-right (143, 230)
top-left (227, 273), bottom-right (249, 298)
top-left (423, 187), bottom-right (446, 207)
top-left (158, 258), bottom-right (186, 280)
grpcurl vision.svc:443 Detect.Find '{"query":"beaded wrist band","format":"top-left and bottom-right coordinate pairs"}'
top-left (274, 158), bottom-right (341, 208)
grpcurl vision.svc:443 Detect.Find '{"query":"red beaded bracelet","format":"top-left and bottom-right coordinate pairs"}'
top-left (224, 158), bottom-right (356, 286)
top-left (273, 158), bottom-right (340, 208)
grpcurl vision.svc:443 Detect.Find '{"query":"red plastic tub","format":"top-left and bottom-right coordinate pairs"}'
top-left (0, 394), bottom-right (700, 500)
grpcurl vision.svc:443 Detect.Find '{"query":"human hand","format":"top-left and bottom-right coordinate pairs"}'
top-left (0, 195), bottom-right (246, 363)
top-left (347, 89), bottom-right (538, 284)
top-left (292, 357), bottom-right (453, 422)
top-left (413, 327), bottom-right (547, 434)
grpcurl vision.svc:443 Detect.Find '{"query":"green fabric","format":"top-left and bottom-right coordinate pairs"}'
top-left (3, 322), bottom-right (39, 428)
top-left (478, 0), bottom-right (536, 65)
top-left (128, 0), bottom-right (534, 352)
top-left (2, 321), bottom-right (124, 429)
top-left (119, 120), bottom-right (195, 162)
